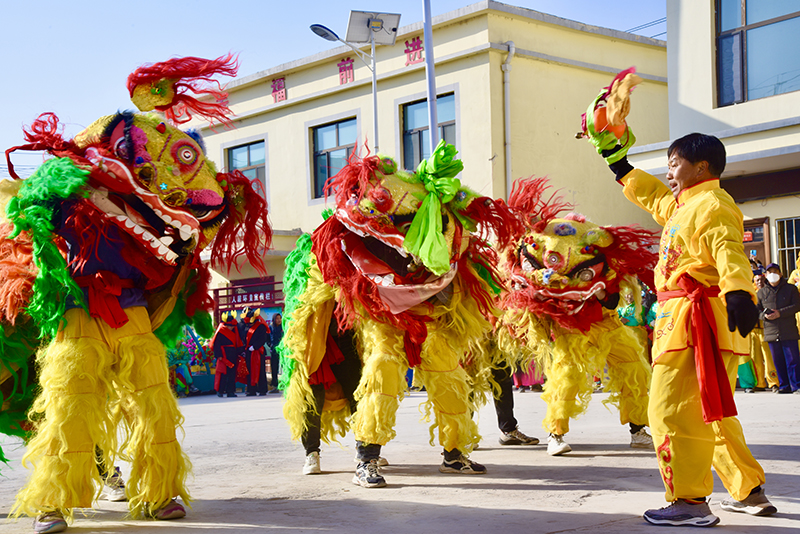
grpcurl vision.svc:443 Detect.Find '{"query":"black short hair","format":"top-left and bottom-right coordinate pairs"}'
top-left (667, 133), bottom-right (726, 177)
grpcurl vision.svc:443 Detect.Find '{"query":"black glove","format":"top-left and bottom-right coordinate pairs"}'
top-left (598, 291), bottom-right (620, 310)
top-left (725, 290), bottom-right (759, 337)
top-left (601, 147), bottom-right (634, 182)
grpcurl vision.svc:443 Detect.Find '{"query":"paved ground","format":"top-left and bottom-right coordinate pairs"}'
top-left (1, 387), bottom-right (798, 533)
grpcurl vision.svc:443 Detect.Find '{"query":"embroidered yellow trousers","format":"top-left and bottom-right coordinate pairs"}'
top-left (649, 347), bottom-right (765, 501)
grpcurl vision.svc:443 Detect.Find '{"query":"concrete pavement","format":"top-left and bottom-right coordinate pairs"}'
top-left (1, 387), bottom-right (798, 533)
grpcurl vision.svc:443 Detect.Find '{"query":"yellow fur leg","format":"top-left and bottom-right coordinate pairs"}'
top-left (12, 319), bottom-right (118, 521)
top-left (115, 326), bottom-right (191, 517)
top-left (351, 320), bottom-right (406, 446)
top-left (604, 325), bottom-right (652, 426)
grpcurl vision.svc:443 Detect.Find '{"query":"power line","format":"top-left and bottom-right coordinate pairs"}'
top-left (626, 17), bottom-right (667, 33)
top-left (650, 31), bottom-right (667, 38)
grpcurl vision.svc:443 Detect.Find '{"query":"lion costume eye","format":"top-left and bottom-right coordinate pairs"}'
top-left (577, 268), bottom-right (595, 282)
top-left (177, 145), bottom-right (197, 165)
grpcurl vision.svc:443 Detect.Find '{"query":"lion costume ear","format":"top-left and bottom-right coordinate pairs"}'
top-left (126, 54), bottom-right (239, 126)
top-left (580, 227), bottom-right (613, 248)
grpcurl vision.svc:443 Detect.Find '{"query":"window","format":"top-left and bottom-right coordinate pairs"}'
top-left (776, 216), bottom-right (800, 275)
top-left (402, 93), bottom-right (456, 170)
top-left (717, 0), bottom-right (800, 106)
top-left (312, 118), bottom-right (357, 199)
top-left (228, 141), bottom-right (266, 186)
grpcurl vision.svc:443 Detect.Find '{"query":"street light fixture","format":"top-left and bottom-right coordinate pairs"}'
top-left (310, 11), bottom-right (401, 153)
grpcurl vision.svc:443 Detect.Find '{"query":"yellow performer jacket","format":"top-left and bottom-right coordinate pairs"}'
top-left (619, 170), bottom-right (753, 361)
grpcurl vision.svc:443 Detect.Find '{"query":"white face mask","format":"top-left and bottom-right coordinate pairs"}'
top-left (766, 272), bottom-right (781, 284)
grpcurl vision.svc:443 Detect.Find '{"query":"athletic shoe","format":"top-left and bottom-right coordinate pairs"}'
top-left (777, 388), bottom-right (792, 394)
top-left (720, 487), bottom-right (777, 516)
top-left (438, 453), bottom-right (487, 474)
top-left (33, 511), bottom-right (66, 533)
top-left (744, 388), bottom-right (754, 393)
top-left (99, 466), bottom-right (127, 501)
top-left (227, 393), bottom-right (238, 398)
top-left (303, 451), bottom-right (321, 475)
top-left (499, 428), bottom-right (540, 446)
top-left (145, 499), bottom-right (186, 520)
top-left (547, 433), bottom-right (572, 456)
top-left (630, 428), bottom-right (654, 449)
top-left (643, 500), bottom-right (719, 527)
top-left (352, 460), bottom-right (387, 488)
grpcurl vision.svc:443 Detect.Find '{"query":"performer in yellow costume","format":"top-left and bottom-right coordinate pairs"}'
top-left (582, 70), bottom-right (777, 526)
top-left (495, 178), bottom-right (658, 456)
top-left (279, 143), bottom-right (518, 487)
top-left (1, 56), bottom-right (271, 533)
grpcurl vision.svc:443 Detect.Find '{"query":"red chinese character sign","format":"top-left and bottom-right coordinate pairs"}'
top-left (405, 37), bottom-right (424, 66)
top-left (338, 57), bottom-right (355, 85)
top-left (272, 77), bottom-right (286, 103)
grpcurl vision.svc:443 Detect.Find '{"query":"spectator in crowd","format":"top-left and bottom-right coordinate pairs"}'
top-left (757, 263), bottom-right (800, 394)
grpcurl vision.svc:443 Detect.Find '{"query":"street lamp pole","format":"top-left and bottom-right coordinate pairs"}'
top-left (370, 31), bottom-right (379, 151)
top-left (310, 24), bottom-right (378, 153)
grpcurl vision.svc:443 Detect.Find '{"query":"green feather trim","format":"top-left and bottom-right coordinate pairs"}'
top-left (277, 233), bottom-right (313, 390)
top-left (6, 158), bottom-right (90, 337)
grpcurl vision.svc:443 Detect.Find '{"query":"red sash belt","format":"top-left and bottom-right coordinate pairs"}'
top-left (74, 271), bottom-right (135, 328)
top-left (658, 273), bottom-right (737, 423)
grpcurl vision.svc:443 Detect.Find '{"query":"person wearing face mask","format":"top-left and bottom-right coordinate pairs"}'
top-left (588, 127), bottom-right (776, 526)
top-left (757, 263), bottom-right (800, 394)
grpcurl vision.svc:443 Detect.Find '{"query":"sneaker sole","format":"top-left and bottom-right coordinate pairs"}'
top-left (33, 521), bottom-right (67, 534)
top-left (351, 475), bottom-right (387, 488)
top-left (630, 442), bottom-right (654, 449)
top-left (302, 468), bottom-right (321, 475)
top-left (548, 445), bottom-right (572, 456)
top-left (644, 514), bottom-right (720, 527)
top-left (499, 438), bottom-right (540, 446)
top-left (438, 466), bottom-right (487, 474)
top-left (720, 503), bottom-right (777, 516)
top-left (100, 491), bottom-right (128, 502)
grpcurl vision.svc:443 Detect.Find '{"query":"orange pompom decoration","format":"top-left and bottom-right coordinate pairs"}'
top-left (593, 106), bottom-right (627, 139)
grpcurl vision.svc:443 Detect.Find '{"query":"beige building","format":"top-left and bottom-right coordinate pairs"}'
top-left (197, 0), bottom-right (669, 301)
top-left (629, 0), bottom-right (800, 274)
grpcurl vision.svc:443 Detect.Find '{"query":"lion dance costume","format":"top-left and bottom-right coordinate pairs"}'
top-left (279, 142), bottom-right (518, 485)
top-left (0, 54), bottom-right (271, 527)
top-left (496, 177), bottom-right (658, 455)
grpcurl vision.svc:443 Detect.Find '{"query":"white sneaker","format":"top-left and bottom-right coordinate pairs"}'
top-left (630, 427), bottom-right (654, 449)
top-left (303, 451), bottom-right (321, 475)
top-left (99, 467), bottom-right (127, 501)
top-left (547, 433), bottom-right (572, 456)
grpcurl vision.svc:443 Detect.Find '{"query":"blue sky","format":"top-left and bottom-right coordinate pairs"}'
top-left (0, 0), bottom-right (665, 176)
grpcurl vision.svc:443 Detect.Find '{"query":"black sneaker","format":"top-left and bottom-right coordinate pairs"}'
top-left (643, 500), bottom-right (719, 527)
top-left (439, 453), bottom-right (487, 474)
top-left (499, 428), bottom-right (539, 445)
top-left (352, 460), bottom-right (387, 488)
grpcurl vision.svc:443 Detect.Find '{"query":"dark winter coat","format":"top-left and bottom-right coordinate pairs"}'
top-left (757, 278), bottom-right (800, 342)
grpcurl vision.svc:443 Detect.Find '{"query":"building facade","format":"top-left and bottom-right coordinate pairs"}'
top-left (197, 1), bottom-right (669, 293)
top-left (629, 0), bottom-right (800, 274)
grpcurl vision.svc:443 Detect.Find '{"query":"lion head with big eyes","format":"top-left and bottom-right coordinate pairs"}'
top-left (500, 178), bottom-right (658, 332)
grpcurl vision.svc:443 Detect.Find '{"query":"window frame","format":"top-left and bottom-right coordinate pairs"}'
top-left (311, 117), bottom-right (358, 200)
top-left (775, 216), bottom-right (800, 275)
top-left (220, 135), bottom-right (269, 203)
top-left (401, 92), bottom-right (457, 171)
top-left (304, 110), bottom-right (362, 205)
top-left (716, 1), bottom-right (800, 106)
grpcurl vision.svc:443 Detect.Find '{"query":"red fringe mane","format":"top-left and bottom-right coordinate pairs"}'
top-left (4, 113), bottom-right (84, 179)
top-left (601, 224), bottom-right (659, 290)
top-left (508, 177), bottom-right (574, 233)
top-left (210, 170), bottom-right (272, 275)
